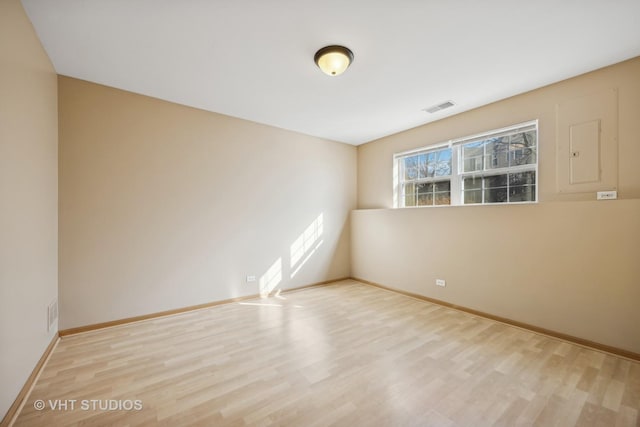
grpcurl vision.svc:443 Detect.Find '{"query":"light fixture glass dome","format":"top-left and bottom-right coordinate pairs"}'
top-left (314, 45), bottom-right (354, 76)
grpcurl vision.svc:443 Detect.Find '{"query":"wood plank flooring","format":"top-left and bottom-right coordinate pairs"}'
top-left (12, 280), bottom-right (640, 426)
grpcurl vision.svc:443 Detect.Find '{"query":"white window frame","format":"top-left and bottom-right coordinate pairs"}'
top-left (396, 145), bottom-right (453, 207)
top-left (394, 120), bottom-right (538, 208)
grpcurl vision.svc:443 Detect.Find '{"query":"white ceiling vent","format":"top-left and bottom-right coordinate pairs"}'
top-left (423, 101), bottom-right (456, 114)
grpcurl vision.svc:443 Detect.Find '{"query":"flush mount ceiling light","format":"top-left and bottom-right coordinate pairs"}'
top-left (314, 45), bottom-right (354, 76)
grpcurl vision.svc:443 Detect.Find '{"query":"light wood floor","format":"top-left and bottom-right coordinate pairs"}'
top-left (12, 280), bottom-right (640, 426)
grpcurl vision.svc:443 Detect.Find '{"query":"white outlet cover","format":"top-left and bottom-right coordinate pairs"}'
top-left (436, 279), bottom-right (446, 287)
top-left (596, 191), bottom-right (617, 200)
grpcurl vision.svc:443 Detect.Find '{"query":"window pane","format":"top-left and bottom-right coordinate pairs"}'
top-left (485, 174), bottom-right (508, 188)
top-left (509, 171), bottom-right (536, 202)
top-left (462, 142), bottom-right (484, 172)
top-left (509, 185), bottom-right (536, 202)
top-left (426, 164), bottom-right (435, 177)
top-left (434, 192), bottom-right (450, 205)
top-left (463, 177), bottom-right (482, 190)
top-left (434, 181), bottom-right (450, 192)
top-left (402, 148), bottom-right (452, 181)
top-left (463, 157), bottom-right (481, 172)
top-left (417, 193), bottom-right (433, 206)
top-left (510, 130), bottom-right (536, 148)
top-left (403, 183), bottom-right (416, 207)
top-left (404, 183), bottom-right (415, 193)
top-left (416, 182), bottom-right (432, 206)
top-left (509, 146), bottom-right (536, 166)
top-left (484, 187), bottom-right (507, 203)
top-left (416, 154), bottom-right (428, 179)
top-left (416, 153), bottom-right (432, 178)
top-left (463, 189), bottom-right (482, 204)
top-left (486, 137), bottom-right (509, 170)
top-left (509, 131), bottom-right (536, 166)
top-left (416, 183), bottom-right (433, 194)
top-left (404, 157), bottom-right (418, 180)
top-left (434, 149), bottom-right (452, 176)
top-left (509, 171), bottom-right (535, 186)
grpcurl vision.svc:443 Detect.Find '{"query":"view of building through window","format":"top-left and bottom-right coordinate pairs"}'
top-left (395, 122), bottom-right (537, 207)
top-left (402, 147), bottom-right (452, 207)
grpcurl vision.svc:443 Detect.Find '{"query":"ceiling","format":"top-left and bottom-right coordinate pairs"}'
top-left (21, 0), bottom-right (640, 145)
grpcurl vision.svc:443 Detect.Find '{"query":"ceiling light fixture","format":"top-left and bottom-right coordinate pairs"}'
top-left (314, 45), bottom-right (354, 76)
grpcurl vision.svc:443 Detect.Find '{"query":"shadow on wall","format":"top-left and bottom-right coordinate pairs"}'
top-left (258, 213), bottom-right (324, 298)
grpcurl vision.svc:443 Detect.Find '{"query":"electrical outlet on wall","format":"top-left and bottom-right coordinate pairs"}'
top-left (436, 279), bottom-right (446, 287)
top-left (246, 275), bottom-right (256, 283)
top-left (597, 191), bottom-right (617, 200)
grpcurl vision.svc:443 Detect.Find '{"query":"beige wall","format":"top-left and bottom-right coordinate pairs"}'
top-left (353, 57), bottom-right (640, 354)
top-left (358, 57), bottom-right (640, 208)
top-left (58, 76), bottom-right (356, 329)
top-left (352, 201), bottom-right (640, 353)
top-left (0, 0), bottom-right (59, 419)
top-left (1, 3), bottom-right (637, 415)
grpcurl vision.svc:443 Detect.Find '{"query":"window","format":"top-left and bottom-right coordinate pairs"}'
top-left (400, 147), bottom-right (452, 207)
top-left (395, 121), bottom-right (537, 207)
